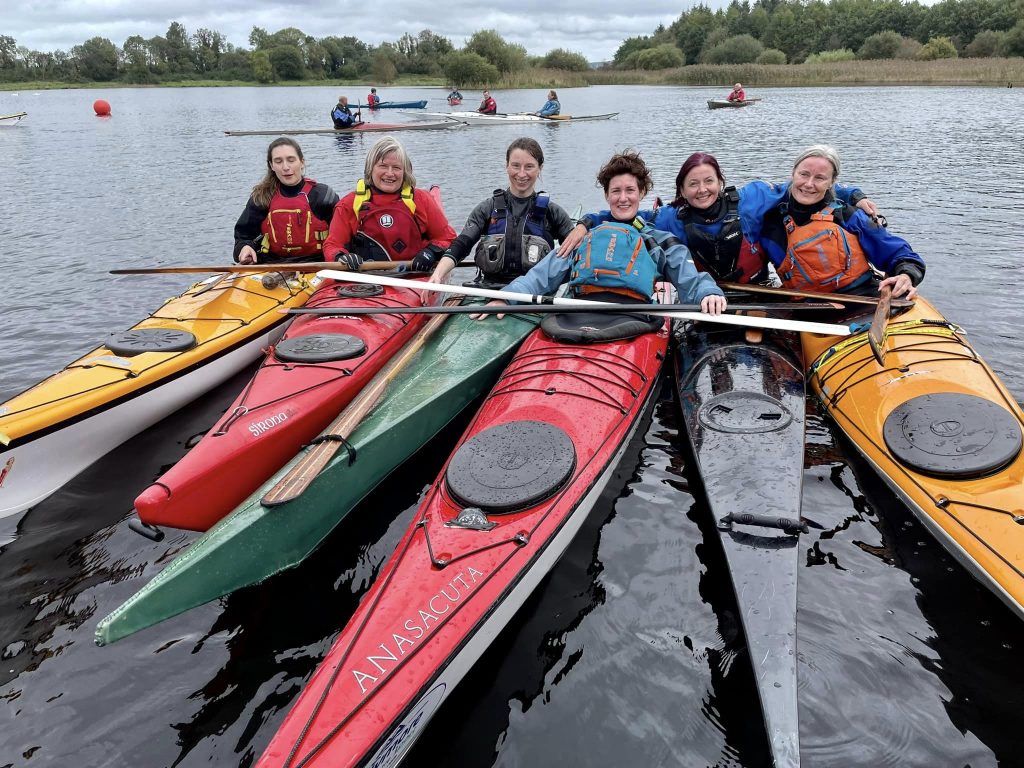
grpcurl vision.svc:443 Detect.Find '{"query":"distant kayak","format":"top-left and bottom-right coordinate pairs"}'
top-left (0, 111), bottom-right (27, 126)
top-left (355, 100), bottom-right (428, 109)
top-left (224, 121), bottom-right (458, 136)
top-left (707, 99), bottom-right (761, 110)
top-left (416, 111), bottom-right (619, 124)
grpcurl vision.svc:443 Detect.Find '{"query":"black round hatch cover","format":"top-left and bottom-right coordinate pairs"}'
top-left (106, 328), bottom-right (197, 356)
top-left (698, 391), bottom-right (793, 434)
top-left (883, 393), bottom-right (1022, 479)
top-left (274, 333), bottom-right (366, 363)
top-left (336, 283), bottom-right (384, 298)
top-left (446, 420), bottom-right (576, 513)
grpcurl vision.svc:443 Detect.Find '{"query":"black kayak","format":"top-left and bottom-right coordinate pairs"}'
top-left (673, 320), bottom-right (807, 768)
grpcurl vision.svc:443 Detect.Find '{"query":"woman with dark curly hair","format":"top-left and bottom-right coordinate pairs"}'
top-left (481, 150), bottom-right (726, 316)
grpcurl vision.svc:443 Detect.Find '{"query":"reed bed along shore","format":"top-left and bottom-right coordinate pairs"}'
top-left (3, 58), bottom-right (1022, 92)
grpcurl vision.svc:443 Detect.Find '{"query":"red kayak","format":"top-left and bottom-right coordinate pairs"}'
top-left (256, 307), bottom-right (669, 767)
top-left (134, 275), bottom-right (429, 532)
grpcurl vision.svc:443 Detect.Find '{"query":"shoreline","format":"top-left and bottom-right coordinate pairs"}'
top-left (1, 58), bottom-right (1021, 92)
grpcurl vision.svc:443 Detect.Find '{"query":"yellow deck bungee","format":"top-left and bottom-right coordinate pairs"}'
top-left (802, 296), bottom-right (1024, 619)
top-left (0, 272), bottom-right (317, 446)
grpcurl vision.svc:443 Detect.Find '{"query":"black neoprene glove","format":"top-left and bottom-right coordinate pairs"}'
top-left (411, 247), bottom-right (439, 272)
top-left (336, 252), bottom-right (363, 270)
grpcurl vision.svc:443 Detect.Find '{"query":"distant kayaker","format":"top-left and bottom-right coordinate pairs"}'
top-left (480, 150), bottom-right (727, 317)
top-left (562, 151), bottom-right (876, 285)
top-left (535, 90), bottom-right (560, 117)
top-left (447, 87), bottom-right (463, 104)
top-left (428, 137), bottom-right (578, 286)
top-left (367, 87), bottom-right (381, 108)
top-left (234, 137), bottom-right (339, 264)
top-left (748, 144), bottom-right (924, 299)
top-left (324, 136), bottom-right (456, 269)
top-left (478, 90), bottom-right (498, 114)
top-left (331, 96), bottom-right (357, 128)
top-left (727, 83), bottom-right (746, 102)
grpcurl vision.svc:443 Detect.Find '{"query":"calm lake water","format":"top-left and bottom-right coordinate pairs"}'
top-left (1, 84), bottom-right (1022, 768)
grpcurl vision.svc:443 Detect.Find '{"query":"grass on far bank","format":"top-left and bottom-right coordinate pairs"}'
top-left (3, 58), bottom-right (1022, 92)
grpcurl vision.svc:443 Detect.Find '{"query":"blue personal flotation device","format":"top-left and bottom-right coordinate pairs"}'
top-left (476, 190), bottom-right (554, 275)
top-left (569, 219), bottom-right (658, 302)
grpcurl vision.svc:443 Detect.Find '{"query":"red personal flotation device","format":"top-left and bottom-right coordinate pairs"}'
top-left (349, 179), bottom-right (427, 260)
top-left (777, 203), bottom-right (871, 291)
top-left (260, 178), bottom-right (329, 257)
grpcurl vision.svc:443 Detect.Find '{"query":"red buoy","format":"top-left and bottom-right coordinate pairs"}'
top-left (93, 99), bottom-right (111, 116)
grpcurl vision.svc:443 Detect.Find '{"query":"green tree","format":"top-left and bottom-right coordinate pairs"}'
top-left (465, 29), bottom-right (528, 73)
top-left (72, 36), bottom-right (119, 80)
top-left (858, 30), bottom-right (903, 59)
top-left (1001, 20), bottom-right (1024, 55)
top-left (542, 48), bottom-right (590, 71)
top-left (442, 50), bottom-right (499, 87)
top-left (964, 29), bottom-right (1006, 56)
top-left (371, 49), bottom-right (398, 83)
top-left (673, 5), bottom-right (723, 64)
top-left (701, 34), bottom-right (764, 64)
top-left (268, 45), bottom-right (305, 79)
top-left (918, 35), bottom-right (958, 58)
top-left (0, 35), bottom-right (18, 70)
top-left (249, 27), bottom-right (269, 50)
top-left (252, 50), bottom-right (273, 83)
top-left (636, 44), bottom-right (685, 69)
top-left (756, 48), bottom-right (787, 63)
top-left (192, 28), bottom-right (226, 73)
top-left (804, 48), bottom-right (857, 62)
top-left (613, 36), bottom-right (654, 67)
top-left (165, 21), bottom-right (193, 74)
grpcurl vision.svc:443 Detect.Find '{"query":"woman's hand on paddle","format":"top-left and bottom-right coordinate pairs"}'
top-left (557, 223), bottom-right (587, 256)
top-left (470, 300), bottom-right (507, 320)
top-left (427, 254), bottom-right (456, 284)
top-left (701, 294), bottom-right (728, 315)
top-left (880, 274), bottom-right (916, 300)
top-left (237, 245), bottom-right (258, 265)
top-left (855, 198), bottom-right (879, 217)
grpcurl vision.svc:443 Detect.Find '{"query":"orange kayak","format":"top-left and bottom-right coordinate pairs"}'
top-left (802, 295), bottom-right (1024, 620)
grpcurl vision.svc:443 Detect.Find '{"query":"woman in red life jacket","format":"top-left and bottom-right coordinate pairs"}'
top-left (727, 83), bottom-right (746, 102)
top-left (234, 137), bottom-right (339, 264)
top-left (324, 136), bottom-right (456, 270)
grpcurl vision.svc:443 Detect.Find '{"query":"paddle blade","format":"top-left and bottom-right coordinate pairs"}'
top-left (868, 285), bottom-right (893, 364)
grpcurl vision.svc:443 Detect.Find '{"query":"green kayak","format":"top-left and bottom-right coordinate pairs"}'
top-left (95, 308), bottom-right (540, 646)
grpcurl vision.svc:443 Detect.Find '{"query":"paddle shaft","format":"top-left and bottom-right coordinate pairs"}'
top-left (111, 261), bottom-right (412, 275)
top-left (260, 296), bottom-right (463, 507)
top-left (719, 281), bottom-right (913, 308)
top-left (317, 269), bottom-right (853, 337)
top-left (285, 301), bottom-right (844, 318)
top-left (868, 285), bottom-right (893, 364)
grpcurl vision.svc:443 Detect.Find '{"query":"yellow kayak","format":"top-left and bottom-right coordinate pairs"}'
top-left (802, 296), bottom-right (1024, 620)
top-left (0, 272), bottom-right (318, 519)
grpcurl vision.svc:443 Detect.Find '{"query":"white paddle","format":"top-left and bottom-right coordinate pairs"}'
top-left (316, 270), bottom-right (852, 336)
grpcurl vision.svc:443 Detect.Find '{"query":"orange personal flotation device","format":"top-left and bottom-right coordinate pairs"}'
top-left (777, 203), bottom-right (871, 291)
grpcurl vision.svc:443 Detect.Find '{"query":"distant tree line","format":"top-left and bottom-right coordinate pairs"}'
top-left (0, 24), bottom-right (590, 86)
top-left (614, 0), bottom-right (1024, 67)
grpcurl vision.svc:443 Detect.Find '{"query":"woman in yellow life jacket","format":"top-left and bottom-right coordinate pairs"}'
top-left (234, 137), bottom-right (339, 264)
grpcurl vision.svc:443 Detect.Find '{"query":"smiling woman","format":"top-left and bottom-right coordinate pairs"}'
top-left (322, 136), bottom-right (456, 271)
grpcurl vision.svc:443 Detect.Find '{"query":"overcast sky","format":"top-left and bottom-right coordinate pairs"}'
top-left (0, 0), bottom-right (734, 63)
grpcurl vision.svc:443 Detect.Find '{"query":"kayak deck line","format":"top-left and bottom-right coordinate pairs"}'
top-left (256, 311), bottom-right (670, 766)
top-left (0, 272), bottom-right (318, 519)
top-left (94, 305), bottom-right (542, 646)
top-left (803, 296), bottom-right (1024, 622)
